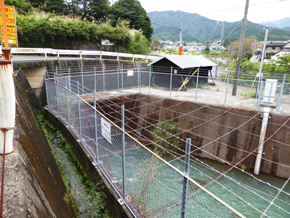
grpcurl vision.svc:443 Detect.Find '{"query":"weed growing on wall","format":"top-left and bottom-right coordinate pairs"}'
top-left (37, 113), bottom-right (111, 218)
top-left (150, 118), bottom-right (181, 155)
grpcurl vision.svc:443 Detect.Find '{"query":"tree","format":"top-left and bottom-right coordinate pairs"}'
top-left (43, 0), bottom-right (67, 14)
top-left (27, 0), bottom-right (45, 7)
top-left (110, 0), bottom-right (153, 39)
top-left (127, 31), bottom-right (150, 55)
top-left (276, 54), bottom-right (290, 71)
top-left (227, 38), bottom-right (254, 59)
top-left (203, 46), bottom-right (210, 54)
top-left (86, 0), bottom-right (110, 21)
top-left (5, 0), bottom-right (32, 14)
top-left (150, 37), bottom-right (162, 50)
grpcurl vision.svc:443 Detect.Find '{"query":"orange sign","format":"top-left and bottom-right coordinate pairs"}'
top-left (0, 5), bottom-right (17, 46)
top-left (178, 46), bottom-right (183, 55)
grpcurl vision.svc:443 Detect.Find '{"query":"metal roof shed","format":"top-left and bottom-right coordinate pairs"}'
top-left (148, 55), bottom-right (217, 90)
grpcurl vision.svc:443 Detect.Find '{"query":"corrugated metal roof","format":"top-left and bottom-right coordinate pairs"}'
top-left (148, 55), bottom-right (217, 69)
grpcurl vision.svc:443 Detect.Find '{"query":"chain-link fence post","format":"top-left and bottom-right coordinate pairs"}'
top-left (215, 63), bottom-right (218, 78)
top-left (45, 78), bottom-right (50, 109)
top-left (138, 63), bottom-right (141, 93)
top-left (224, 70), bottom-right (230, 106)
top-left (68, 68), bottom-right (71, 90)
top-left (93, 66), bottom-right (96, 92)
top-left (77, 81), bottom-right (82, 140)
top-left (122, 105), bottom-right (126, 199)
top-left (149, 65), bottom-right (151, 95)
top-left (54, 71), bottom-right (59, 116)
top-left (276, 74), bottom-right (286, 112)
top-left (103, 64), bottom-right (105, 92)
top-left (195, 68), bottom-right (199, 102)
top-left (256, 72), bottom-right (263, 99)
top-left (94, 89), bottom-right (99, 164)
top-left (257, 75), bottom-right (264, 110)
top-left (66, 78), bottom-right (70, 127)
top-left (170, 67), bottom-right (173, 98)
top-left (267, 81), bottom-right (274, 108)
top-left (81, 65), bottom-right (84, 94)
top-left (117, 66), bottom-right (120, 95)
top-left (121, 63), bottom-right (124, 90)
top-left (181, 138), bottom-right (191, 218)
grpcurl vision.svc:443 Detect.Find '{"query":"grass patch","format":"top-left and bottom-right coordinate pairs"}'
top-left (192, 81), bottom-right (203, 89)
top-left (239, 91), bottom-right (258, 99)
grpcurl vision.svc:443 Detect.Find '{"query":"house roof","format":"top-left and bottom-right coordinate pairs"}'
top-left (148, 55), bottom-right (217, 69)
top-left (266, 42), bottom-right (287, 47)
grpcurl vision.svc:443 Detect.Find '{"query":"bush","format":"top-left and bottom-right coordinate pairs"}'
top-left (17, 11), bottom-right (149, 54)
top-left (150, 118), bottom-right (181, 154)
top-left (6, 0), bottom-right (32, 14)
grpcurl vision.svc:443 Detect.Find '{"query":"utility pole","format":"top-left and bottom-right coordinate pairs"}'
top-left (179, 23), bottom-right (183, 46)
top-left (232, 0), bottom-right (250, 96)
top-left (178, 23), bottom-right (183, 55)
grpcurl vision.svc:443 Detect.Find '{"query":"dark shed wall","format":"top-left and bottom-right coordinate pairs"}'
top-left (151, 58), bottom-right (212, 89)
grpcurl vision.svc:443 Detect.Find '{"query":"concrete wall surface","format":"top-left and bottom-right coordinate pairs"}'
top-left (99, 93), bottom-right (290, 179)
top-left (1, 72), bottom-right (78, 218)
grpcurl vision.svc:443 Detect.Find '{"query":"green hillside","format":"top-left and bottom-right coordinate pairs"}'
top-left (148, 11), bottom-right (290, 42)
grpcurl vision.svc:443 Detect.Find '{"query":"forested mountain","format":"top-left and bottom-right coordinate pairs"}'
top-left (148, 11), bottom-right (290, 42)
top-left (260, 17), bottom-right (290, 29)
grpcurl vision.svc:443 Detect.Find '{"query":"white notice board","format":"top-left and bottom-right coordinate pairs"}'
top-left (101, 117), bottom-right (112, 143)
top-left (127, 70), bottom-right (134, 76)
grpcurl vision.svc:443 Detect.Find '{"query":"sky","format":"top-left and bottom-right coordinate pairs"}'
top-left (110, 0), bottom-right (290, 23)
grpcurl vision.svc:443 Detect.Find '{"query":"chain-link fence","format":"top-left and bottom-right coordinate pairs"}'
top-left (45, 64), bottom-right (290, 217)
top-left (45, 78), bottom-right (246, 217)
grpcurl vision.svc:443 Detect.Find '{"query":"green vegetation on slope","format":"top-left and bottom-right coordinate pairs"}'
top-left (7, 0), bottom-right (151, 54)
top-left (17, 11), bottom-right (149, 54)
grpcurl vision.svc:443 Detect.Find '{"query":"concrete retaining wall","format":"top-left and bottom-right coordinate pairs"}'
top-left (100, 93), bottom-right (290, 179)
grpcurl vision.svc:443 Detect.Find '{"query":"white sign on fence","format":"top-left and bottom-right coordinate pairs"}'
top-left (127, 70), bottom-right (134, 76)
top-left (101, 117), bottom-right (112, 143)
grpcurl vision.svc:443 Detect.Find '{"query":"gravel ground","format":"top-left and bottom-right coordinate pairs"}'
top-left (119, 79), bottom-right (290, 115)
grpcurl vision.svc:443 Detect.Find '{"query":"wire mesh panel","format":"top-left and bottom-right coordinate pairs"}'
top-left (46, 78), bottom-right (57, 112)
top-left (121, 69), bottom-right (139, 90)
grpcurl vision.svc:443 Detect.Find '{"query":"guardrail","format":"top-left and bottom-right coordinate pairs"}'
top-left (11, 47), bottom-right (160, 62)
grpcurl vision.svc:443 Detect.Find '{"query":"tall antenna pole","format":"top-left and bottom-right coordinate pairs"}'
top-left (232, 0), bottom-right (250, 96)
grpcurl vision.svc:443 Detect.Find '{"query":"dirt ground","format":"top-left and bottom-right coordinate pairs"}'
top-left (119, 79), bottom-right (290, 115)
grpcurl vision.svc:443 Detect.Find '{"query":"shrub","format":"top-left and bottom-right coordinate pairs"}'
top-left (150, 118), bottom-right (181, 154)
